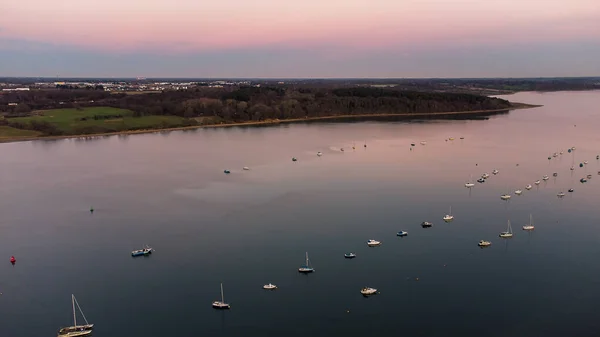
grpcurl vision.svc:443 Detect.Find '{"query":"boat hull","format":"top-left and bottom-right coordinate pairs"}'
top-left (212, 302), bottom-right (231, 309)
top-left (58, 331), bottom-right (92, 337)
top-left (298, 268), bottom-right (315, 273)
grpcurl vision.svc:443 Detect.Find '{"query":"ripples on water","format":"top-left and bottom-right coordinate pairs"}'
top-left (1, 91), bottom-right (600, 337)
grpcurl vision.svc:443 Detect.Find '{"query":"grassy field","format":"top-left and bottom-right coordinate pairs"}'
top-left (0, 126), bottom-right (42, 139)
top-left (10, 107), bottom-right (188, 135)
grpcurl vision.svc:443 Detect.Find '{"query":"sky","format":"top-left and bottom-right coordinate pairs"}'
top-left (1, 0), bottom-right (599, 78)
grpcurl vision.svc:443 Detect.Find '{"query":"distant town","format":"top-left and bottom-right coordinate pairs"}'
top-left (1, 77), bottom-right (599, 97)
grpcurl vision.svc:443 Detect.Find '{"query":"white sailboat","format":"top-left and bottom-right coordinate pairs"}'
top-left (465, 174), bottom-right (475, 188)
top-left (522, 214), bottom-right (535, 231)
top-left (57, 295), bottom-right (93, 337)
top-left (499, 220), bottom-right (513, 238)
top-left (212, 283), bottom-right (231, 309)
top-left (298, 252), bottom-right (315, 273)
top-left (443, 206), bottom-right (454, 222)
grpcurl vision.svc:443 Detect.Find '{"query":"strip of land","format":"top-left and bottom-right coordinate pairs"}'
top-left (0, 103), bottom-right (540, 144)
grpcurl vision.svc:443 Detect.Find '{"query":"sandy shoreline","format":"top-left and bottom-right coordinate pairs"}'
top-left (0, 103), bottom-right (541, 144)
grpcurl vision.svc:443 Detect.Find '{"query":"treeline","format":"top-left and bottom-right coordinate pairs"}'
top-left (1, 86), bottom-right (512, 123)
top-left (112, 86), bottom-right (511, 122)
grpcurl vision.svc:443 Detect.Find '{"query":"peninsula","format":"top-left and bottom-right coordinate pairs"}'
top-left (0, 84), bottom-right (533, 142)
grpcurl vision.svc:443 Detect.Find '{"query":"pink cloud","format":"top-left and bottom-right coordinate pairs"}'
top-left (1, 0), bottom-right (598, 53)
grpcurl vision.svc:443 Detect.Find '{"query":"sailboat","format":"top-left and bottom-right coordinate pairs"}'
top-left (57, 295), bottom-right (93, 337)
top-left (298, 252), bottom-right (315, 273)
top-left (443, 206), bottom-right (454, 222)
top-left (522, 214), bottom-right (535, 231)
top-left (499, 220), bottom-right (513, 238)
top-left (212, 283), bottom-right (231, 309)
top-left (465, 174), bottom-right (475, 188)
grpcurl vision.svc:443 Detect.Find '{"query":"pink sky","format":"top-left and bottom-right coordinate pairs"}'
top-left (2, 0), bottom-right (599, 52)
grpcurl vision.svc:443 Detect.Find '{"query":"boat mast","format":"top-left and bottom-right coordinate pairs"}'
top-left (305, 252), bottom-right (309, 267)
top-left (74, 295), bottom-right (90, 325)
top-left (220, 283), bottom-right (224, 303)
top-left (72, 294), bottom-right (77, 327)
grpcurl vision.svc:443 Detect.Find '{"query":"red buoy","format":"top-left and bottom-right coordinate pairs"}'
top-left (10, 256), bottom-right (16, 264)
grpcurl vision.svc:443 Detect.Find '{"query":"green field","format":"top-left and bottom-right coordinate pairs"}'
top-left (0, 126), bottom-right (42, 140)
top-left (9, 107), bottom-right (190, 136)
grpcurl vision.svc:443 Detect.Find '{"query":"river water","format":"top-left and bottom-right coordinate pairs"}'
top-left (1, 91), bottom-right (600, 337)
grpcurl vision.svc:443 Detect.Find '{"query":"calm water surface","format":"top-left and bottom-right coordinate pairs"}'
top-left (1, 91), bottom-right (600, 337)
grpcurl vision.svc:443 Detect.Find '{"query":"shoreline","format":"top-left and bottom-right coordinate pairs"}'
top-left (0, 103), bottom-right (541, 144)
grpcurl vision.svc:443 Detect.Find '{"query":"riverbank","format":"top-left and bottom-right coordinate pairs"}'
top-left (0, 103), bottom-right (541, 144)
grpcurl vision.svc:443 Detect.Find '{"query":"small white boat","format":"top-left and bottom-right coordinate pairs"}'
top-left (443, 206), bottom-right (454, 222)
top-left (522, 214), bottom-right (535, 231)
top-left (534, 180), bottom-right (541, 185)
top-left (571, 147), bottom-right (576, 150)
top-left (477, 178), bottom-right (485, 183)
top-left (263, 283), bottom-right (277, 290)
top-left (243, 166), bottom-right (250, 170)
top-left (344, 253), bottom-right (357, 259)
top-left (525, 184), bottom-right (533, 190)
top-left (570, 166), bottom-right (575, 171)
top-left (569, 188), bottom-right (574, 193)
top-left (557, 192), bottom-right (565, 197)
top-left (420, 141), bottom-right (427, 145)
top-left (317, 152), bottom-right (323, 157)
top-left (515, 190), bottom-right (523, 195)
top-left (553, 152), bottom-right (558, 157)
top-left (492, 169), bottom-right (499, 175)
top-left (360, 287), bottom-right (378, 296)
top-left (478, 240), bottom-right (492, 247)
top-left (584, 160), bottom-right (589, 164)
top-left (499, 220), bottom-right (513, 238)
top-left (482, 173), bottom-right (490, 179)
top-left (542, 175), bottom-right (549, 181)
top-left (298, 252), bottom-right (315, 273)
top-left (367, 239), bottom-right (381, 247)
top-left (396, 231), bottom-right (408, 237)
top-left (587, 174), bottom-right (592, 179)
top-left (500, 194), bottom-right (511, 200)
top-left (212, 283), bottom-right (231, 309)
top-left (465, 174), bottom-right (475, 188)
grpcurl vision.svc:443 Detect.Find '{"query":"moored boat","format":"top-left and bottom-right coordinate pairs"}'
top-left (367, 239), bottom-right (381, 247)
top-left (396, 231), bottom-right (408, 237)
top-left (131, 246), bottom-right (153, 257)
top-left (421, 221), bottom-right (433, 228)
top-left (263, 283), bottom-right (277, 290)
top-left (57, 295), bottom-right (93, 337)
top-left (360, 287), bottom-right (378, 296)
top-left (478, 240), bottom-right (492, 247)
top-left (212, 283), bottom-right (231, 309)
top-left (298, 252), bottom-right (315, 273)
top-left (344, 253), bottom-right (357, 259)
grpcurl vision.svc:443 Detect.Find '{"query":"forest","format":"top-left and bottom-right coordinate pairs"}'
top-left (1, 86), bottom-right (512, 120)
top-left (0, 86), bottom-right (514, 138)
